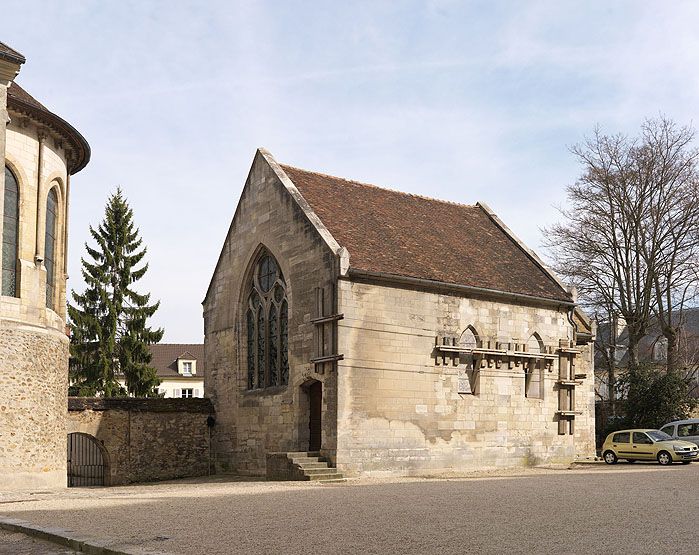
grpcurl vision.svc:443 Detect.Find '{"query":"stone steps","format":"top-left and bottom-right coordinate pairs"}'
top-left (286, 452), bottom-right (345, 482)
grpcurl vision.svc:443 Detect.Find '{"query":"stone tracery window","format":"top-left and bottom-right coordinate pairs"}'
top-left (246, 252), bottom-right (289, 389)
top-left (2, 166), bottom-right (19, 297)
top-left (45, 187), bottom-right (58, 308)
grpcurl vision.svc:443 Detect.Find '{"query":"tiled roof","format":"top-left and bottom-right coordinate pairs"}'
top-left (7, 82), bottom-right (48, 111)
top-left (148, 344), bottom-right (205, 379)
top-left (282, 165), bottom-right (571, 302)
top-left (0, 42), bottom-right (25, 64)
top-left (6, 82), bottom-right (91, 174)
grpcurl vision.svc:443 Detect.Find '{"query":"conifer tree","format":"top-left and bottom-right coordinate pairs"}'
top-left (69, 188), bottom-right (163, 397)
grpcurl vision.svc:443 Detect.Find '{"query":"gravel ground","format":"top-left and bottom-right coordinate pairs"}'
top-left (0, 463), bottom-right (697, 555)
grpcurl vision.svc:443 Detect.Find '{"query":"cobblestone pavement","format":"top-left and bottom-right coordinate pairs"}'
top-left (0, 529), bottom-right (78, 554)
top-left (0, 463), bottom-right (697, 554)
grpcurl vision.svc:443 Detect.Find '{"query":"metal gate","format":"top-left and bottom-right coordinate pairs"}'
top-left (67, 433), bottom-right (105, 487)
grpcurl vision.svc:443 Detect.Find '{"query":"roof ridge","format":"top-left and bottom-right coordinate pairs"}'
top-left (151, 343), bottom-right (203, 345)
top-left (280, 163), bottom-right (478, 210)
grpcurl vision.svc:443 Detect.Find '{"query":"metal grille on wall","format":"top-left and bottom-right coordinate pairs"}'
top-left (67, 433), bottom-right (105, 487)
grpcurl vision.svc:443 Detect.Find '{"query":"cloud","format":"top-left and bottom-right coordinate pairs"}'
top-left (5, 1), bottom-right (699, 340)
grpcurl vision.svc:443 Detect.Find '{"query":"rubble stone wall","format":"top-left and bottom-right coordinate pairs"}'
top-left (67, 397), bottom-right (214, 485)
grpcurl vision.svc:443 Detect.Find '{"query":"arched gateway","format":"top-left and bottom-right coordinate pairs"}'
top-left (67, 433), bottom-right (106, 487)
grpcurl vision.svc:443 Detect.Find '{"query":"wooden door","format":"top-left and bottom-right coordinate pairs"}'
top-left (308, 381), bottom-right (322, 452)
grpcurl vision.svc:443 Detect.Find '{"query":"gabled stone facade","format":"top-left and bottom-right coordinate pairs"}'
top-left (204, 149), bottom-right (596, 477)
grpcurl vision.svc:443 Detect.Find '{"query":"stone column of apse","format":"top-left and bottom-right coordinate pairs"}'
top-left (0, 43), bottom-right (91, 490)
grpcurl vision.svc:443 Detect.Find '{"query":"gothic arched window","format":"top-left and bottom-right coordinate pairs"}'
top-left (2, 166), bottom-right (19, 297)
top-left (458, 325), bottom-right (481, 395)
top-left (45, 187), bottom-right (58, 308)
top-left (525, 332), bottom-right (544, 399)
top-left (246, 252), bottom-right (289, 389)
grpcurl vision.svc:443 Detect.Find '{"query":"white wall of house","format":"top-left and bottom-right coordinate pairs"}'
top-left (116, 378), bottom-right (204, 398)
top-left (157, 378), bottom-right (205, 398)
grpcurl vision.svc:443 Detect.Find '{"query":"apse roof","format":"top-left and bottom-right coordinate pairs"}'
top-left (7, 82), bottom-right (90, 174)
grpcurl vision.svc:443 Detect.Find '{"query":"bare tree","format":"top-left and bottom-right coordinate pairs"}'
top-left (637, 119), bottom-right (699, 370)
top-left (545, 117), bottom-right (699, 406)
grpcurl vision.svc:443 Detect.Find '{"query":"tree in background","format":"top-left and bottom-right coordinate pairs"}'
top-left (546, 117), bottom-right (699, 422)
top-left (69, 188), bottom-right (163, 397)
top-left (618, 364), bottom-right (696, 429)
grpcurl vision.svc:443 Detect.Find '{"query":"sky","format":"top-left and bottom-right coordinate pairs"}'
top-left (4, 1), bottom-right (699, 342)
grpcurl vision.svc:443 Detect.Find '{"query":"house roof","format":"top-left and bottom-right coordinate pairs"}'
top-left (7, 82), bottom-right (91, 174)
top-left (0, 41), bottom-right (25, 65)
top-left (148, 344), bottom-right (205, 379)
top-left (281, 164), bottom-right (572, 303)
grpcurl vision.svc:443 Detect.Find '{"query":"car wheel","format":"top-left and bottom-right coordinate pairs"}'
top-left (626, 459), bottom-right (636, 463)
top-left (657, 451), bottom-right (672, 466)
top-left (603, 450), bottom-right (617, 465)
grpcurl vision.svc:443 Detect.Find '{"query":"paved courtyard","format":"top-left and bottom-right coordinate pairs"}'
top-left (1, 463), bottom-right (697, 554)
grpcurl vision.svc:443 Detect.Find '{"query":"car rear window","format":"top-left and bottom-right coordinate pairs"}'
top-left (660, 425), bottom-right (675, 436)
top-left (613, 432), bottom-right (630, 443)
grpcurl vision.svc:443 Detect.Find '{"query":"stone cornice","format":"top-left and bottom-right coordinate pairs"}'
top-left (7, 98), bottom-right (90, 174)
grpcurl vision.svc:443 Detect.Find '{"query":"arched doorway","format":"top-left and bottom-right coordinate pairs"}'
top-left (307, 381), bottom-right (322, 452)
top-left (67, 433), bottom-right (106, 487)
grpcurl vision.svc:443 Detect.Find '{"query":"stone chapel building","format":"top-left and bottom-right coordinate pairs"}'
top-left (0, 42), bottom-right (90, 489)
top-left (204, 149), bottom-right (596, 477)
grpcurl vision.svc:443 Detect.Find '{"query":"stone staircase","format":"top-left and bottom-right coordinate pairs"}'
top-left (266, 451), bottom-right (344, 482)
top-left (289, 452), bottom-right (344, 482)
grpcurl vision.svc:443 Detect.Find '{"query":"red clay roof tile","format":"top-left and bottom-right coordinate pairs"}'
top-left (148, 344), bottom-right (205, 379)
top-left (281, 165), bottom-right (570, 302)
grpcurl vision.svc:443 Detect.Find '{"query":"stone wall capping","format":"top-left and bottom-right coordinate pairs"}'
top-left (68, 397), bottom-right (214, 414)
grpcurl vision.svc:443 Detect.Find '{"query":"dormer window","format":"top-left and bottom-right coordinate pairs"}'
top-left (177, 356), bottom-right (196, 376)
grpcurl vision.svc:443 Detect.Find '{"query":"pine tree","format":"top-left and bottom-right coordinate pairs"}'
top-left (68, 188), bottom-right (163, 397)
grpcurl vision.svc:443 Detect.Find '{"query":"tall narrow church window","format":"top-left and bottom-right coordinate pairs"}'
top-left (525, 333), bottom-right (544, 399)
top-left (45, 187), bottom-right (58, 308)
top-left (280, 300), bottom-right (289, 385)
top-left (2, 166), bottom-right (19, 297)
top-left (245, 250), bottom-right (289, 389)
top-left (257, 307), bottom-right (265, 388)
top-left (458, 325), bottom-right (481, 395)
top-left (246, 309), bottom-right (255, 389)
top-left (268, 304), bottom-right (278, 386)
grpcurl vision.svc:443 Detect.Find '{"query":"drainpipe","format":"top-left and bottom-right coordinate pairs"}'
top-left (34, 131), bottom-right (45, 264)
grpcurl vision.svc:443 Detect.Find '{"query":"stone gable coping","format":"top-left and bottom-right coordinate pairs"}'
top-left (258, 148), bottom-right (350, 274)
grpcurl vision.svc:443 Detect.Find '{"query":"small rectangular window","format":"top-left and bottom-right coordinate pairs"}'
top-left (181, 388), bottom-right (194, 398)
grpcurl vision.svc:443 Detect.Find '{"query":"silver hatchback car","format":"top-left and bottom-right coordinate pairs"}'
top-left (660, 419), bottom-right (699, 448)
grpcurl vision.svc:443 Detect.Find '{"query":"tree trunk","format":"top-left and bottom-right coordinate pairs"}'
top-left (665, 328), bottom-right (678, 373)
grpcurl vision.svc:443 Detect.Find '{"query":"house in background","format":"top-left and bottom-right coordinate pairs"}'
top-left (595, 308), bottom-right (699, 402)
top-left (145, 344), bottom-right (205, 398)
